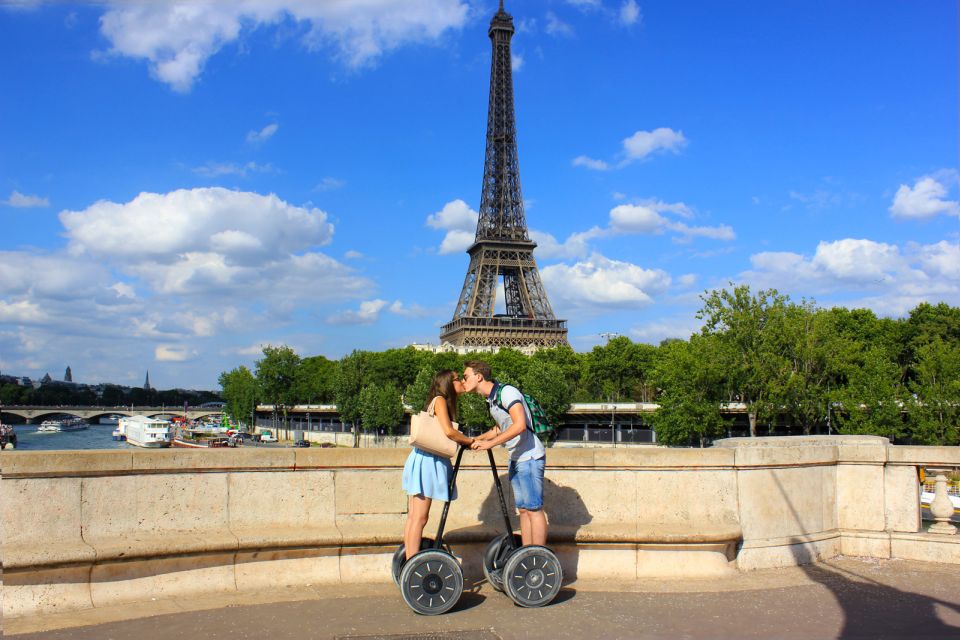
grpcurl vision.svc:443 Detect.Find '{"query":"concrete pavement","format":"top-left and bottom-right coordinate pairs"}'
top-left (7, 558), bottom-right (960, 640)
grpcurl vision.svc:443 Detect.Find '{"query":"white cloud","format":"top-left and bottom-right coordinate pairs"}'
top-left (426, 199), bottom-right (478, 254)
top-left (742, 238), bottom-right (960, 315)
top-left (0, 300), bottom-right (47, 324)
top-left (574, 127), bottom-right (688, 171)
top-left (608, 203), bottom-right (733, 241)
top-left (511, 52), bottom-right (523, 72)
top-left (889, 175), bottom-right (960, 219)
top-left (630, 318), bottom-right (700, 345)
top-left (3, 190), bottom-right (49, 208)
top-left (193, 161), bottom-right (276, 177)
top-left (62, 187), bottom-right (333, 263)
top-left (565, 0), bottom-right (602, 8)
top-left (545, 11), bottom-right (574, 37)
top-left (155, 344), bottom-right (196, 362)
top-left (530, 227), bottom-right (605, 260)
top-left (387, 300), bottom-right (434, 318)
top-left (246, 122), bottom-right (279, 145)
top-left (619, 0), bottom-right (641, 26)
top-left (621, 127), bottom-right (687, 163)
top-left (97, 1), bottom-right (471, 92)
top-left (541, 253), bottom-right (671, 310)
top-left (326, 299), bottom-right (387, 325)
top-left (315, 176), bottom-right (346, 191)
top-left (439, 230), bottom-right (474, 255)
top-left (344, 250), bottom-right (364, 259)
top-left (916, 240), bottom-right (960, 280)
top-left (572, 155), bottom-right (610, 171)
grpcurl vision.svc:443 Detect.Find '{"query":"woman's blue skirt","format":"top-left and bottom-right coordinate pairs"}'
top-left (402, 447), bottom-right (457, 502)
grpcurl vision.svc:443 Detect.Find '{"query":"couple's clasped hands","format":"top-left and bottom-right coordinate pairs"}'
top-left (470, 438), bottom-right (494, 451)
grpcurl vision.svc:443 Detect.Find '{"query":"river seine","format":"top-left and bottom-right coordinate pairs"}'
top-left (9, 423), bottom-right (131, 451)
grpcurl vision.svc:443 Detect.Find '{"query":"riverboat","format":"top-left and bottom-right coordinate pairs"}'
top-left (119, 416), bottom-right (172, 448)
top-left (0, 421), bottom-right (16, 449)
top-left (172, 432), bottom-right (234, 448)
top-left (37, 417), bottom-right (89, 432)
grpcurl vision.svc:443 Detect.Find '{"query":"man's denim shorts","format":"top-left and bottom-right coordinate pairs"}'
top-left (508, 456), bottom-right (545, 511)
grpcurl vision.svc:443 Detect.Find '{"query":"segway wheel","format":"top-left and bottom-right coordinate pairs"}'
top-left (399, 550), bottom-right (463, 616)
top-left (503, 545), bottom-right (563, 608)
top-left (392, 538), bottom-right (436, 586)
top-left (482, 532), bottom-right (521, 592)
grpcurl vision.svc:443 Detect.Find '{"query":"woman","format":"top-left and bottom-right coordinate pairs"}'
top-left (401, 370), bottom-right (475, 560)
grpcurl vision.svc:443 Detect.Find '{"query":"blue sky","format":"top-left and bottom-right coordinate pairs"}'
top-left (1, 1), bottom-right (957, 390)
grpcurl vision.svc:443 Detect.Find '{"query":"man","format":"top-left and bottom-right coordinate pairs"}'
top-left (461, 360), bottom-right (547, 546)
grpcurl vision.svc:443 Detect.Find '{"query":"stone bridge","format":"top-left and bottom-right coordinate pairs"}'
top-left (0, 405), bottom-right (225, 423)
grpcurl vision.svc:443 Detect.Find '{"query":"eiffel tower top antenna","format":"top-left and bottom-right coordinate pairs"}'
top-left (439, 1), bottom-right (568, 350)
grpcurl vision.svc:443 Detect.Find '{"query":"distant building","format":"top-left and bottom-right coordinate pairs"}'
top-left (144, 371), bottom-right (151, 391)
top-left (409, 342), bottom-right (540, 356)
top-left (40, 373), bottom-right (52, 384)
top-left (64, 366), bottom-right (73, 382)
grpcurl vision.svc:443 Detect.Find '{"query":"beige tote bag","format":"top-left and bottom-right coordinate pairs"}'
top-left (408, 397), bottom-right (459, 458)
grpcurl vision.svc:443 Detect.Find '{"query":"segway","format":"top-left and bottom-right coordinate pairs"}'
top-left (392, 446), bottom-right (466, 615)
top-left (481, 449), bottom-right (563, 607)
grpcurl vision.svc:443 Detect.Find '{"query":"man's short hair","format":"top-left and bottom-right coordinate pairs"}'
top-left (464, 360), bottom-right (492, 381)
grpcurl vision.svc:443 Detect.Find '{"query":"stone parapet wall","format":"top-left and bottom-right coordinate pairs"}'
top-left (2, 436), bottom-right (958, 620)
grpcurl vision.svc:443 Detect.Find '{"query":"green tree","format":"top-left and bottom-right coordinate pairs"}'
top-left (698, 283), bottom-right (791, 437)
top-left (458, 392), bottom-right (494, 433)
top-left (832, 347), bottom-right (906, 439)
top-left (520, 359), bottom-right (570, 430)
top-left (293, 355), bottom-right (336, 404)
top-left (771, 303), bottom-right (845, 434)
top-left (649, 335), bottom-right (729, 446)
top-left (404, 366), bottom-right (435, 415)
top-left (488, 348), bottom-right (529, 386)
top-left (359, 383), bottom-right (405, 435)
top-left (531, 345), bottom-right (587, 401)
top-left (255, 345), bottom-right (301, 427)
top-left (906, 338), bottom-right (960, 445)
top-left (218, 365), bottom-right (258, 427)
top-left (583, 336), bottom-right (655, 402)
top-left (333, 350), bottom-right (368, 446)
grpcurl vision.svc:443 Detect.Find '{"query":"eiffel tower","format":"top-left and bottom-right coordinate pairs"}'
top-left (440, 1), bottom-right (568, 349)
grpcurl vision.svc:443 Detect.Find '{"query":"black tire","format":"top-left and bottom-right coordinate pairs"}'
top-left (482, 532), bottom-right (521, 592)
top-left (399, 550), bottom-right (463, 616)
top-left (392, 538), bottom-right (436, 586)
top-left (503, 546), bottom-right (563, 608)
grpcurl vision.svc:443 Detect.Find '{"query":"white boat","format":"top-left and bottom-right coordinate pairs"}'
top-left (37, 417), bottom-right (89, 432)
top-left (120, 416), bottom-right (173, 448)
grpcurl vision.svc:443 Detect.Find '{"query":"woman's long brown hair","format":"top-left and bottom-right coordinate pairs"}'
top-left (425, 370), bottom-right (458, 422)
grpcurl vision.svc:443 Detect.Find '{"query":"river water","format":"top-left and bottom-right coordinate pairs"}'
top-left (8, 423), bottom-right (131, 451)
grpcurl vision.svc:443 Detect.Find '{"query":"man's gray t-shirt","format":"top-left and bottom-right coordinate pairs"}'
top-left (486, 382), bottom-right (546, 462)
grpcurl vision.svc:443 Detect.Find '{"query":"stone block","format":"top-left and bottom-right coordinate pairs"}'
top-left (884, 465), bottom-right (920, 533)
top-left (234, 548), bottom-right (341, 590)
top-left (5, 450), bottom-right (135, 478)
top-left (569, 544), bottom-right (636, 580)
top-left (548, 469), bottom-right (632, 533)
top-left (81, 475), bottom-right (138, 542)
top-left (737, 467), bottom-right (828, 540)
top-left (836, 464), bottom-right (885, 531)
top-left (295, 447), bottom-right (410, 469)
top-left (886, 445), bottom-right (960, 466)
top-left (339, 545), bottom-right (396, 583)
top-left (335, 469), bottom-right (405, 514)
top-left (594, 447), bottom-right (734, 469)
top-left (840, 531), bottom-right (891, 558)
top-left (636, 469), bottom-right (738, 528)
top-left (3, 478), bottom-right (86, 549)
top-left (131, 448), bottom-right (293, 472)
top-left (736, 535), bottom-right (841, 571)
top-left (2, 566), bottom-right (93, 618)
top-left (636, 543), bottom-right (736, 578)
top-left (133, 472), bottom-right (230, 534)
top-left (89, 553), bottom-right (236, 607)
top-left (890, 532), bottom-right (960, 564)
top-left (228, 470), bottom-right (335, 531)
top-left (338, 514), bottom-right (406, 545)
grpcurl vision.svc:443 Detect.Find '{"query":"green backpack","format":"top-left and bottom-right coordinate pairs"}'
top-left (495, 385), bottom-right (555, 439)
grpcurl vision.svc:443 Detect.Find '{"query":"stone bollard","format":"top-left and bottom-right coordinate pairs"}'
top-left (928, 473), bottom-right (958, 535)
